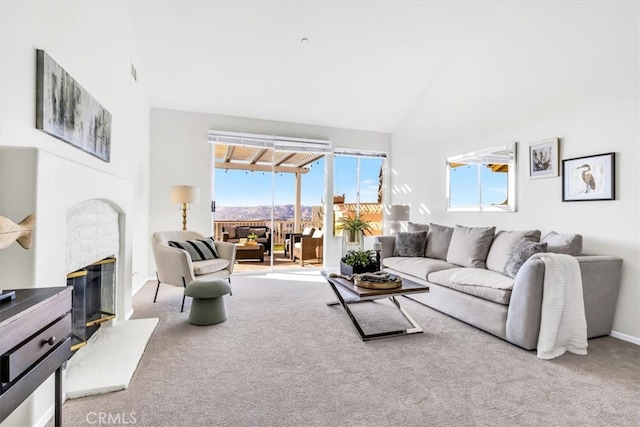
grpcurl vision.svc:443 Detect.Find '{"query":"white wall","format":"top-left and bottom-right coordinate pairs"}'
top-left (0, 2), bottom-right (150, 426)
top-left (149, 108), bottom-right (390, 271)
top-left (390, 3), bottom-right (639, 340)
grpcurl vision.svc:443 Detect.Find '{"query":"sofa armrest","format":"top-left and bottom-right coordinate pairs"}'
top-left (506, 255), bottom-right (623, 350)
top-left (374, 236), bottom-right (396, 260)
top-left (214, 240), bottom-right (237, 266)
top-left (506, 258), bottom-right (545, 350)
top-left (222, 232), bottom-right (229, 242)
top-left (154, 244), bottom-right (196, 286)
top-left (575, 255), bottom-right (622, 338)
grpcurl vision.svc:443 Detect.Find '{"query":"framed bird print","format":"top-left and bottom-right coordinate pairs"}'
top-left (562, 152), bottom-right (615, 201)
top-left (529, 138), bottom-right (559, 179)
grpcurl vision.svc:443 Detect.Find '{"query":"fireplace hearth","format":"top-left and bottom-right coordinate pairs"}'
top-left (66, 257), bottom-right (116, 351)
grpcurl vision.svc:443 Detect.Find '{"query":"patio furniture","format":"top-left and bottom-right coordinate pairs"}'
top-left (222, 225), bottom-right (271, 254)
top-left (284, 226), bottom-right (315, 259)
top-left (151, 231), bottom-right (236, 312)
top-left (292, 230), bottom-right (323, 266)
top-left (235, 243), bottom-right (265, 262)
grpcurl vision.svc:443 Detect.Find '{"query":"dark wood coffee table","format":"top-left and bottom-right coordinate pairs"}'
top-left (322, 272), bottom-right (429, 341)
top-left (234, 244), bottom-right (264, 262)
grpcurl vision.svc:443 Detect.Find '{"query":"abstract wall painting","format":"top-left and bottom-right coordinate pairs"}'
top-left (36, 49), bottom-right (111, 162)
top-left (528, 138), bottom-right (558, 179)
top-left (562, 152), bottom-right (615, 201)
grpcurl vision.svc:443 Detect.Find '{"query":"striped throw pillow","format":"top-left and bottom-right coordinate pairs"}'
top-left (168, 237), bottom-right (219, 261)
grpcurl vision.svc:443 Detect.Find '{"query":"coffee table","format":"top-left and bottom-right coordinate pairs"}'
top-left (322, 272), bottom-right (429, 341)
top-left (234, 244), bottom-right (264, 262)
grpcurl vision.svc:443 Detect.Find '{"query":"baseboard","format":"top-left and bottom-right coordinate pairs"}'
top-left (132, 277), bottom-right (155, 296)
top-left (34, 404), bottom-right (54, 427)
top-left (610, 330), bottom-right (640, 345)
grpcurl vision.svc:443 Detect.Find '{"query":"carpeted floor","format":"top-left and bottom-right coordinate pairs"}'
top-left (54, 271), bottom-right (639, 426)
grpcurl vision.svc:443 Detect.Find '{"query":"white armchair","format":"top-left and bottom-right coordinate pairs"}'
top-left (151, 230), bottom-right (236, 311)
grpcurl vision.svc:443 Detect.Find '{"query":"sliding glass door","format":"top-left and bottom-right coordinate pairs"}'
top-left (210, 131), bottom-right (330, 272)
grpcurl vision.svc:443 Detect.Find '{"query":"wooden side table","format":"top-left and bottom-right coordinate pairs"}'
top-left (0, 287), bottom-right (72, 427)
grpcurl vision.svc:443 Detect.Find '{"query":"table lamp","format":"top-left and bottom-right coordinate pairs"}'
top-left (170, 185), bottom-right (200, 230)
top-left (386, 205), bottom-right (410, 234)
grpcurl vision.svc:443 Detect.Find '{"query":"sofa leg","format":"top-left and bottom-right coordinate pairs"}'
top-left (153, 272), bottom-right (161, 303)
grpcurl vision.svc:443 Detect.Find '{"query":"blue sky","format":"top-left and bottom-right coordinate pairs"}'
top-left (450, 164), bottom-right (508, 206)
top-left (214, 155), bottom-right (383, 207)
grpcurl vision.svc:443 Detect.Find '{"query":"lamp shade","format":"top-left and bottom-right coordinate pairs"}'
top-left (170, 185), bottom-right (200, 204)
top-left (386, 205), bottom-right (410, 221)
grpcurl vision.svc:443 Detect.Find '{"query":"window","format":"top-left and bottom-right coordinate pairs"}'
top-left (333, 150), bottom-right (386, 236)
top-left (446, 143), bottom-right (516, 212)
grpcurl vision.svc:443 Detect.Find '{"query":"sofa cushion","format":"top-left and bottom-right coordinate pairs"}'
top-left (249, 227), bottom-right (267, 238)
top-left (236, 227), bottom-right (251, 238)
top-left (503, 239), bottom-right (548, 278)
top-left (486, 229), bottom-right (542, 273)
top-left (446, 225), bottom-right (496, 268)
top-left (383, 256), bottom-right (457, 281)
top-left (541, 231), bottom-right (582, 255)
top-left (225, 226), bottom-right (237, 239)
top-left (393, 231), bottom-right (427, 257)
top-left (449, 268), bottom-right (515, 290)
top-left (193, 258), bottom-right (231, 275)
top-left (426, 223), bottom-right (454, 260)
top-left (408, 222), bottom-right (429, 232)
top-left (427, 268), bottom-right (512, 305)
top-left (169, 237), bottom-right (219, 261)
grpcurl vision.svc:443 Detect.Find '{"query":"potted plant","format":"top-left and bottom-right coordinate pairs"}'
top-left (336, 213), bottom-right (372, 254)
top-left (247, 232), bottom-right (258, 244)
top-left (340, 250), bottom-right (378, 275)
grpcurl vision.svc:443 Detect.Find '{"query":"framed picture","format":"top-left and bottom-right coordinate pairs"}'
top-left (562, 152), bottom-right (615, 201)
top-left (36, 49), bottom-right (112, 162)
top-left (529, 138), bottom-right (558, 179)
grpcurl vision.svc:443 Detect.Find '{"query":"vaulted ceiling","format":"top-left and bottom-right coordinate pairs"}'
top-left (127, 1), bottom-right (491, 133)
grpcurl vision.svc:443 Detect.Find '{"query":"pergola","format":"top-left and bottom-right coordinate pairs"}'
top-left (213, 143), bottom-right (325, 231)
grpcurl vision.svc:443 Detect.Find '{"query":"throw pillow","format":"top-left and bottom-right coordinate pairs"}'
top-left (236, 227), bottom-right (251, 238)
top-left (485, 229), bottom-right (542, 273)
top-left (503, 239), bottom-right (548, 278)
top-left (408, 222), bottom-right (429, 232)
top-left (541, 231), bottom-right (582, 255)
top-left (446, 225), bottom-right (496, 268)
top-left (426, 223), bottom-right (454, 260)
top-left (393, 231), bottom-right (427, 257)
top-left (169, 237), bottom-right (219, 261)
top-left (225, 226), bottom-right (237, 239)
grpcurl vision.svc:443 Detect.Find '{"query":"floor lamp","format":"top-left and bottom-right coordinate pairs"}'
top-left (386, 205), bottom-right (410, 234)
top-left (170, 185), bottom-right (200, 230)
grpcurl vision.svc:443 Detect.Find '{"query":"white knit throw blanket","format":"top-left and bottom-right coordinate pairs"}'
top-left (532, 253), bottom-right (588, 360)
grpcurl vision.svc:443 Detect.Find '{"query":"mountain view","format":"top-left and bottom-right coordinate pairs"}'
top-left (215, 204), bottom-right (313, 221)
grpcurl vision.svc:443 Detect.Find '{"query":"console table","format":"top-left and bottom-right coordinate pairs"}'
top-left (0, 287), bottom-right (72, 426)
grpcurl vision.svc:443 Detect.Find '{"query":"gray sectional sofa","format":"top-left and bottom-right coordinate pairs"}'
top-left (375, 223), bottom-right (623, 350)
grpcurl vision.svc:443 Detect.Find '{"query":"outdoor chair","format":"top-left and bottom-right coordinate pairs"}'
top-left (284, 226), bottom-right (315, 259)
top-left (292, 229), bottom-right (323, 266)
top-left (151, 230), bottom-right (236, 312)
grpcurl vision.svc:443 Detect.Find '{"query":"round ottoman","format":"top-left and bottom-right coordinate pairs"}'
top-left (184, 279), bottom-right (231, 325)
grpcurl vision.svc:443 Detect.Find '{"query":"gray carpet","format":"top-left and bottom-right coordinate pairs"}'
top-left (54, 271), bottom-right (639, 426)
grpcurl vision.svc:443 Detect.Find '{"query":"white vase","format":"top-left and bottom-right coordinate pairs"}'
top-left (342, 229), bottom-right (363, 255)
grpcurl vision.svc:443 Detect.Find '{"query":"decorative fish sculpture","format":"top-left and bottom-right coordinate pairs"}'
top-left (0, 214), bottom-right (35, 250)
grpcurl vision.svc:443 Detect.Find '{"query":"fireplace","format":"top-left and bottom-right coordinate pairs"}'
top-left (66, 257), bottom-right (117, 351)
